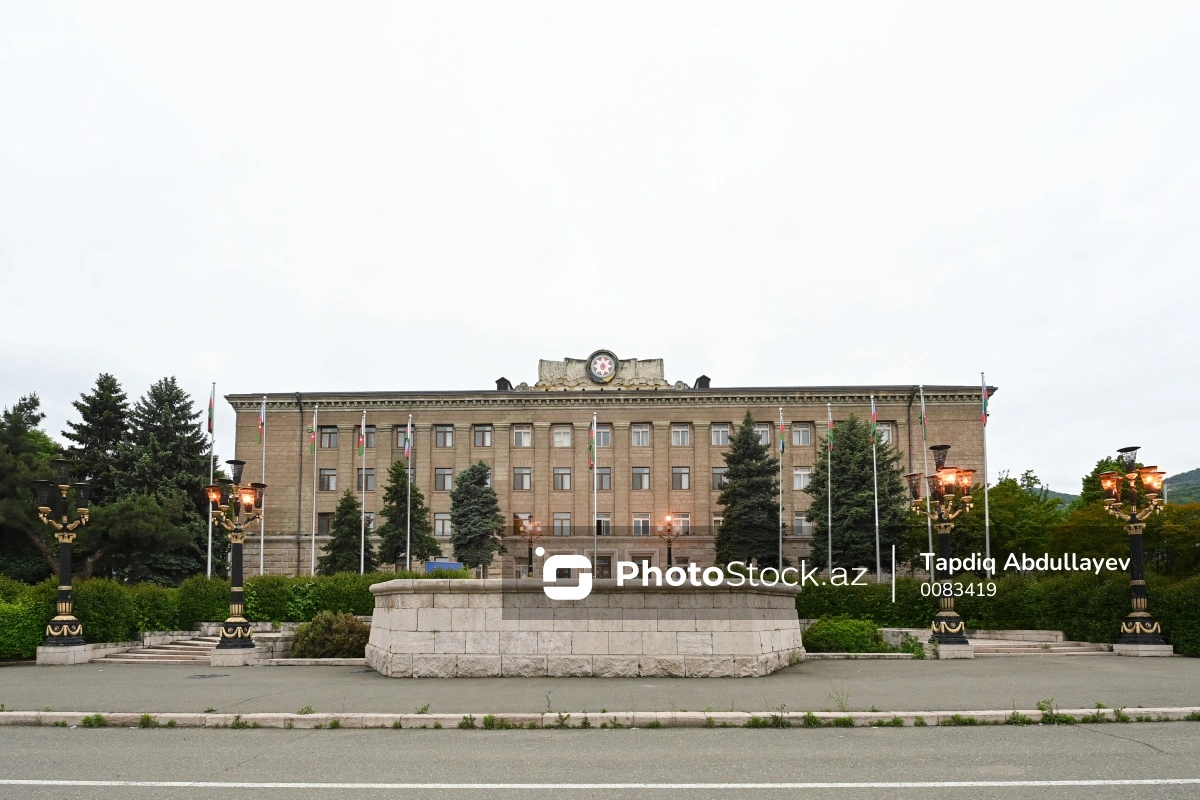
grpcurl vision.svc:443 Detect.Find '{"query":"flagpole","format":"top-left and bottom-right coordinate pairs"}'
top-left (826, 402), bottom-right (833, 575)
top-left (360, 409), bottom-right (366, 575)
top-left (919, 385), bottom-right (934, 570)
top-left (207, 382), bottom-right (215, 579)
top-left (405, 414), bottom-right (412, 573)
top-left (871, 395), bottom-right (881, 584)
top-left (981, 372), bottom-right (992, 577)
top-left (260, 395), bottom-right (266, 577)
top-left (778, 407), bottom-right (784, 569)
top-left (592, 412), bottom-right (598, 565)
top-left (310, 404), bottom-right (318, 576)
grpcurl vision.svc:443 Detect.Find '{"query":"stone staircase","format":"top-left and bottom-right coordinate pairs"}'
top-left (95, 636), bottom-right (219, 665)
top-left (971, 639), bottom-right (1112, 656)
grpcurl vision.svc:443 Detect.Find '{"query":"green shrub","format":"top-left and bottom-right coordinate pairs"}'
top-left (802, 617), bottom-right (891, 653)
top-left (73, 579), bottom-right (136, 643)
top-left (310, 572), bottom-right (375, 616)
top-left (126, 583), bottom-right (179, 633)
top-left (0, 601), bottom-right (44, 659)
top-left (177, 577), bottom-right (230, 630)
top-left (0, 575), bottom-right (31, 603)
top-left (244, 575), bottom-right (296, 622)
top-left (1157, 577), bottom-right (1200, 657)
top-left (291, 611), bottom-right (370, 658)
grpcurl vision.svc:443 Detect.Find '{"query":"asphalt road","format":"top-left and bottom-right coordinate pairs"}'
top-left (1, 724), bottom-right (1199, 800)
top-left (3, 656), bottom-right (1200, 715)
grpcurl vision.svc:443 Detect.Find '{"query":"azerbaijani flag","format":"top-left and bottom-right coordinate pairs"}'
top-left (257, 396), bottom-right (266, 445)
top-left (207, 383), bottom-right (215, 434)
top-left (778, 410), bottom-right (785, 454)
top-left (827, 405), bottom-right (835, 452)
top-left (404, 417), bottom-right (412, 460)
top-left (981, 374), bottom-right (990, 426)
top-left (309, 407), bottom-right (318, 455)
top-left (588, 417), bottom-right (596, 468)
top-left (357, 411), bottom-right (366, 456)
top-left (869, 396), bottom-right (878, 444)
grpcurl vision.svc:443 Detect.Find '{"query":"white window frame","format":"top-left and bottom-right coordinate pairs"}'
top-left (595, 513), bottom-right (611, 536)
top-left (631, 423), bottom-right (650, 447)
top-left (552, 425), bottom-right (572, 448)
top-left (513, 425), bottom-right (532, 448)
top-left (552, 512), bottom-right (571, 536)
top-left (792, 423), bottom-right (812, 447)
top-left (595, 424), bottom-right (612, 448)
top-left (473, 425), bottom-right (493, 447)
top-left (671, 466), bottom-right (691, 490)
top-left (711, 514), bottom-right (723, 533)
top-left (711, 467), bottom-right (728, 490)
top-left (671, 424), bottom-right (691, 447)
top-left (673, 513), bottom-right (691, 535)
top-left (754, 423), bottom-right (771, 446)
top-left (434, 425), bottom-right (454, 448)
top-left (357, 467), bottom-right (376, 492)
top-left (632, 467), bottom-right (650, 491)
top-left (632, 513), bottom-right (651, 536)
top-left (793, 466), bottom-right (812, 490)
top-left (794, 512), bottom-right (813, 537)
top-left (595, 467), bottom-right (611, 491)
top-left (434, 513), bottom-right (452, 537)
top-left (876, 422), bottom-right (893, 445)
top-left (711, 424), bottom-right (730, 446)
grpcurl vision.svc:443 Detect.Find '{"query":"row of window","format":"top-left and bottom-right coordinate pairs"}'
top-left (313, 422), bottom-right (895, 450)
top-left (317, 465), bottom-right (815, 493)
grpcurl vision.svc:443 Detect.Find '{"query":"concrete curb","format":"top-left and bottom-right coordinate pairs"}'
top-left (3, 707), bottom-right (1198, 729)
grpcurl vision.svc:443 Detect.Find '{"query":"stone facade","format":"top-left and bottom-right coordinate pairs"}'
top-left (225, 358), bottom-right (992, 577)
top-left (365, 578), bottom-right (804, 678)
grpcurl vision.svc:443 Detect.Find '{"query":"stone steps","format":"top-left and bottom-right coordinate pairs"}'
top-left (972, 640), bottom-right (1111, 656)
top-left (96, 636), bottom-right (218, 665)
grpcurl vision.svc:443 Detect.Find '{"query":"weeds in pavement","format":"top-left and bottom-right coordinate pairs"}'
top-left (1036, 698), bottom-right (1076, 725)
top-left (81, 714), bottom-right (107, 728)
top-left (327, 719), bottom-right (341, 729)
top-left (832, 717), bottom-right (854, 728)
top-left (913, 716), bottom-right (927, 727)
top-left (138, 714), bottom-right (159, 729)
top-left (871, 717), bottom-right (905, 728)
top-left (942, 714), bottom-right (979, 726)
top-left (458, 715), bottom-right (476, 729)
top-left (800, 711), bottom-right (822, 728)
top-left (297, 705), bottom-right (314, 715)
top-left (415, 703), bottom-right (430, 715)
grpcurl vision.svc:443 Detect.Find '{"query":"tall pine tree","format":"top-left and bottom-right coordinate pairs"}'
top-left (806, 412), bottom-right (909, 570)
top-left (61, 373), bottom-right (129, 506)
top-left (450, 461), bottom-right (504, 573)
top-left (318, 489), bottom-right (376, 574)
top-left (0, 394), bottom-right (60, 581)
top-left (714, 411), bottom-right (781, 567)
top-left (376, 459), bottom-right (441, 569)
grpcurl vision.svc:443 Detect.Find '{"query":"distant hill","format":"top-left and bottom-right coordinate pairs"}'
top-left (1165, 468), bottom-right (1200, 504)
top-left (1036, 487), bottom-right (1079, 505)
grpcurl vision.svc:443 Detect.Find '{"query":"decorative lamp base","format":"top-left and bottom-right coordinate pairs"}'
top-left (43, 617), bottom-right (85, 647)
top-left (215, 619), bottom-right (255, 650)
top-left (929, 613), bottom-right (969, 646)
top-left (1118, 614), bottom-right (1167, 646)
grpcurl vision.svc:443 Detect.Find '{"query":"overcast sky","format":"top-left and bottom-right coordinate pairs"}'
top-left (2, 2), bottom-right (1196, 493)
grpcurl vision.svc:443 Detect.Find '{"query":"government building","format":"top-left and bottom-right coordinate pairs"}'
top-left (226, 353), bottom-right (991, 577)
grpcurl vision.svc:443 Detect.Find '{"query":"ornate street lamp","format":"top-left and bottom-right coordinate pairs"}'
top-left (905, 445), bottom-right (975, 646)
top-left (515, 517), bottom-right (543, 579)
top-left (655, 514), bottom-right (685, 567)
top-left (205, 460), bottom-right (266, 650)
top-left (1100, 446), bottom-right (1167, 646)
top-left (32, 459), bottom-right (91, 646)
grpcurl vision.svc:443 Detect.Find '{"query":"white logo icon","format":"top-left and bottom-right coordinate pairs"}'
top-left (537, 547), bottom-right (593, 600)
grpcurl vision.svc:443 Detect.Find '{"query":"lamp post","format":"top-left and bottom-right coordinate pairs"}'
top-left (904, 444), bottom-right (975, 646)
top-left (32, 459), bottom-right (91, 646)
top-left (655, 514), bottom-right (685, 567)
top-left (516, 517), bottom-right (543, 579)
top-left (205, 459), bottom-right (266, 650)
top-left (1099, 445), bottom-right (1167, 646)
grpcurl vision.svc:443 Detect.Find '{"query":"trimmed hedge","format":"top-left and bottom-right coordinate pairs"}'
top-left (803, 616), bottom-right (892, 653)
top-left (796, 573), bottom-right (1200, 656)
top-left (291, 611), bottom-right (371, 658)
top-left (73, 579), bottom-right (137, 644)
top-left (0, 601), bottom-right (45, 659)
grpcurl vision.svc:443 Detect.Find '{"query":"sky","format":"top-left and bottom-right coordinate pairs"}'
top-left (1, 2), bottom-right (1197, 493)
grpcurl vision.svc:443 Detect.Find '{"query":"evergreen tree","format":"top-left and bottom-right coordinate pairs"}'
top-left (0, 394), bottom-right (60, 580)
top-left (806, 412), bottom-right (909, 571)
top-left (948, 470), bottom-right (1064, 565)
top-left (714, 411), bottom-right (781, 567)
top-left (376, 459), bottom-right (441, 569)
top-left (61, 373), bottom-right (130, 506)
top-left (319, 489), bottom-right (376, 574)
top-left (450, 461), bottom-right (505, 572)
top-left (1069, 455), bottom-right (1142, 512)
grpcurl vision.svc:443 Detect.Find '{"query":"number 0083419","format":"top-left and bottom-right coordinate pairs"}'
top-left (921, 581), bottom-right (996, 597)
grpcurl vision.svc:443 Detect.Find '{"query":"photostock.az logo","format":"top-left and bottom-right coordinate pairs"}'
top-left (536, 547), bottom-right (593, 600)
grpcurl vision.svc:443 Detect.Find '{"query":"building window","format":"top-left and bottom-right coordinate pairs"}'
top-left (629, 554), bottom-right (652, 577)
top-left (671, 466), bottom-right (691, 490)
top-left (553, 467), bottom-right (572, 491)
top-left (792, 423), bottom-right (812, 447)
top-left (318, 468), bottom-right (337, 492)
top-left (712, 515), bottom-right (723, 533)
top-left (632, 467), bottom-right (650, 490)
top-left (631, 423), bottom-right (650, 447)
top-left (357, 468), bottom-right (376, 492)
top-left (673, 513), bottom-right (691, 535)
top-left (317, 513), bottom-right (332, 535)
top-left (355, 425), bottom-right (376, 449)
top-left (595, 513), bottom-right (611, 536)
top-left (552, 425), bottom-right (572, 448)
top-left (364, 512), bottom-right (375, 532)
top-left (434, 513), bottom-right (451, 537)
top-left (319, 426), bottom-right (338, 449)
top-left (595, 555), bottom-right (612, 579)
top-left (434, 425), bottom-right (454, 448)
top-left (754, 423), bottom-right (771, 446)
top-left (595, 424), bottom-right (612, 447)
top-left (674, 556), bottom-right (690, 567)
top-left (671, 424), bottom-right (691, 446)
top-left (595, 467), bottom-right (611, 491)
top-left (875, 422), bottom-right (893, 445)
top-left (434, 468), bottom-right (453, 492)
top-left (793, 467), bottom-right (812, 491)
top-left (711, 467), bottom-right (728, 490)
top-left (553, 512), bottom-right (571, 536)
top-left (794, 512), bottom-right (813, 537)
top-left (632, 513), bottom-right (651, 536)
top-left (711, 424), bottom-right (730, 446)
top-left (513, 467), bottom-right (531, 491)
top-left (513, 425), bottom-right (532, 447)
top-left (474, 425), bottom-right (493, 447)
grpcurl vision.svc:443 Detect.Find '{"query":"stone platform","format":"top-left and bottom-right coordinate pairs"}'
top-left (365, 578), bottom-right (804, 678)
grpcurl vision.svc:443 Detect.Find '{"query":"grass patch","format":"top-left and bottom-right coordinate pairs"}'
top-left (800, 711), bottom-right (823, 728)
top-left (1185, 712), bottom-right (1200, 722)
top-left (913, 716), bottom-right (927, 727)
top-left (941, 714), bottom-right (980, 726)
top-left (481, 714), bottom-right (516, 730)
top-left (52, 721), bottom-right (68, 728)
top-left (645, 720), bottom-right (662, 729)
top-left (870, 716), bottom-right (905, 728)
top-left (416, 703), bottom-right (431, 715)
top-left (1006, 710), bottom-right (1034, 726)
top-left (297, 705), bottom-right (314, 715)
top-left (458, 715), bottom-right (476, 730)
top-left (832, 717), bottom-right (855, 728)
top-left (81, 714), bottom-right (107, 728)
top-left (230, 715), bottom-right (250, 729)
top-left (138, 714), bottom-right (159, 729)
top-left (1036, 698), bottom-right (1076, 726)
top-left (327, 718), bottom-right (341, 729)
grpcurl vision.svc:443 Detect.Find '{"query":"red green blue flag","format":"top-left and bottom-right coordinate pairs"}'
top-left (309, 407), bottom-right (318, 455)
top-left (207, 383), bottom-right (215, 435)
top-left (870, 396), bottom-right (878, 444)
top-left (357, 411), bottom-right (366, 456)
top-left (404, 417), bottom-right (412, 460)
top-left (778, 409), bottom-right (786, 454)
top-left (827, 405), bottom-right (834, 452)
top-left (257, 396), bottom-right (266, 445)
top-left (588, 417), bottom-right (596, 468)
top-left (981, 375), bottom-right (990, 426)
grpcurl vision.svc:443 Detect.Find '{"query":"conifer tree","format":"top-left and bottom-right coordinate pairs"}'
top-left (806, 412), bottom-right (909, 570)
top-left (0, 394), bottom-right (60, 580)
top-left (376, 459), bottom-right (441, 569)
top-left (61, 373), bottom-right (129, 506)
top-left (450, 461), bottom-right (505, 572)
top-left (319, 489), bottom-right (376, 574)
top-left (715, 411), bottom-right (781, 567)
